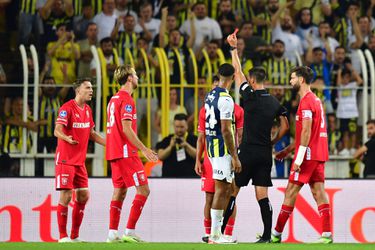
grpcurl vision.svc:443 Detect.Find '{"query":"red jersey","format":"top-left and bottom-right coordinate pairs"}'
top-left (294, 91), bottom-right (329, 162)
top-left (106, 90), bottom-right (138, 160)
top-left (198, 104), bottom-right (244, 168)
top-left (55, 100), bottom-right (94, 166)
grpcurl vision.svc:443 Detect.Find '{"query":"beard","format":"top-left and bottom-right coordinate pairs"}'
top-left (269, 6), bottom-right (278, 14)
top-left (292, 82), bottom-right (301, 92)
top-left (274, 51), bottom-right (284, 58)
top-left (281, 24), bottom-right (292, 31)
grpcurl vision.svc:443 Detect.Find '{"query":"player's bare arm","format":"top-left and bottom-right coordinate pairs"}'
top-left (271, 116), bottom-right (289, 145)
top-left (227, 29), bottom-right (247, 88)
top-left (293, 119), bottom-right (312, 171)
top-left (221, 120), bottom-right (241, 173)
top-left (54, 123), bottom-right (78, 144)
top-left (90, 128), bottom-right (106, 146)
top-left (237, 128), bottom-right (243, 146)
top-left (122, 119), bottom-right (158, 162)
top-left (195, 132), bottom-right (205, 176)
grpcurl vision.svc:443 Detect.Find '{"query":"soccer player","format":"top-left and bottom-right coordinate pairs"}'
top-left (227, 30), bottom-right (289, 243)
top-left (195, 75), bottom-right (244, 243)
top-left (202, 63), bottom-right (242, 244)
top-left (105, 65), bottom-right (158, 243)
top-left (271, 66), bottom-right (331, 243)
top-left (54, 78), bottom-right (106, 243)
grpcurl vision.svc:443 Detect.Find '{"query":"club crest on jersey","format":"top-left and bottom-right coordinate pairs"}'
top-left (125, 105), bottom-right (133, 113)
top-left (59, 110), bottom-right (67, 118)
top-left (62, 177), bottom-right (68, 186)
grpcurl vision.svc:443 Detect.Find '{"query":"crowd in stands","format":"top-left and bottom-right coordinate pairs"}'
top-left (0, 0), bottom-right (375, 177)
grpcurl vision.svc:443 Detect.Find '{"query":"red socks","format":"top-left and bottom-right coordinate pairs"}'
top-left (109, 200), bottom-right (123, 230)
top-left (71, 201), bottom-right (86, 239)
top-left (57, 204), bottom-right (68, 239)
top-left (204, 218), bottom-right (211, 235)
top-left (275, 204), bottom-right (294, 233)
top-left (224, 217), bottom-right (235, 236)
top-left (126, 194), bottom-right (147, 230)
top-left (318, 204), bottom-right (331, 233)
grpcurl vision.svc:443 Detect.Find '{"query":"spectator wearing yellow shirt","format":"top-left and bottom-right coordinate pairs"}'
top-left (47, 23), bottom-right (80, 84)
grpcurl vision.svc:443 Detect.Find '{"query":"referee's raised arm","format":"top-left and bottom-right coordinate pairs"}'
top-left (227, 29), bottom-right (247, 88)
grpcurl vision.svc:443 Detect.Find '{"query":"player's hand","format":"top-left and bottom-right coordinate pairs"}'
top-left (231, 157), bottom-right (242, 173)
top-left (226, 28), bottom-right (239, 48)
top-left (66, 135), bottom-right (78, 145)
top-left (142, 148), bottom-right (158, 162)
top-left (292, 163), bottom-right (301, 172)
top-left (195, 161), bottom-right (202, 176)
top-left (275, 149), bottom-right (289, 161)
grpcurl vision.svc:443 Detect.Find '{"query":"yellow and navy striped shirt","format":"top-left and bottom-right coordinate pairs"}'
top-left (116, 31), bottom-right (138, 64)
top-left (72, 0), bottom-right (103, 16)
top-left (39, 96), bottom-right (61, 138)
top-left (2, 116), bottom-right (33, 154)
top-left (20, 0), bottom-right (37, 14)
top-left (232, 0), bottom-right (255, 22)
top-left (334, 18), bottom-right (349, 49)
top-left (255, 12), bottom-right (272, 44)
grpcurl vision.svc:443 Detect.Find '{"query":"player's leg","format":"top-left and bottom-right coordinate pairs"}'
top-left (211, 179), bottom-right (231, 238)
top-left (203, 191), bottom-right (214, 241)
top-left (55, 163), bottom-right (74, 242)
top-left (70, 165), bottom-right (90, 241)
top-left (222, 181), bottom-right (239, 236)
top-left (255, 186), bottom-right (272, 242)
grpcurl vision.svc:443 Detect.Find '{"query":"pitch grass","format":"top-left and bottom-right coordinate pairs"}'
top-left (0, 243), bottom-right (374, 250)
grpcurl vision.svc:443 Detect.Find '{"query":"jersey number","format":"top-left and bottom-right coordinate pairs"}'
top-left (205, 104), bottom-right (217, 129)
top-left (107, 102), bottom-right (115, 128)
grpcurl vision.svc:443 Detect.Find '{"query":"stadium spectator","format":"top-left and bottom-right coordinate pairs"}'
top-left (217, 0), bottom-right (236, 54)
top-left (154, 7), bottom-right (181, 48)
top-left (271, 3), bottom-right (303, 65)
top-left (336, 67), bottom-right (363, 156)
top-left (197, 40), bottom-right (222, 78)
top-left (236, 37), bottom-right (254, 75)
top-left (292, 0), bottom-right (332, 25)
top-left (180, 2), bottom-right (222, 52)
top-left (156, 113), bottom-right (197, 178)
top-left (155, 88), bottom-right (187, 136)
top-left (351, 16), bottom-right (372, 49)
top-left (330, 46), bottom-right (349, 110)
top-left (71, 0), bottom-right (103, 16)
top-left (73, 1), bottom-right (94, 40)
top-left (47, 23), bottom-right (80, 84)
top-left (186, 77), bottom-right (207, 130)
top-left (114, 0), bottom-right (138, 23)
top-left (77, 22), bottom-right (98, 78)
top-left (253, 0), bottom-right (279, 45)
top-left (134, 2), bottom-right (160, 43)
top-left (0, 152), bottom-right (19, 177)
top-left (0, 63), bottom-right (11, 116)
top-left (327, 113), bottom-right (342, 155)
top-left (353, 119), bottom-right (375, 178)
top-left (295, 7), bottom-right (319, 52)
top-left (18, 0), bottom-right (44, 47)
top-left (93, 0), bottom-right (117, 41)
top-left (310, 21), bottom-right (339, 62)
top-left (40, 0), bottom-right (74, 46)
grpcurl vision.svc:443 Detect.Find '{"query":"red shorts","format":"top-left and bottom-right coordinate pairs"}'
top-left (110, 157), bottom-right (148, 188)
top-left (55, 163), bottom-right (88, 190)
top-left (289, 160), bottom-right (325, 186)
top-left (201, 158), bottom-right (215, 193)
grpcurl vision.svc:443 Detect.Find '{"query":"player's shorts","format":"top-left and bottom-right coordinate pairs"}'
top-left (340, 118), bottom-right (357, 133)
top-left (110, 156), bottom-right (148, 188)
top-left (289, 160), bottom-right (325, 186)
top-left (235, 145), bottom-right (273, 187)
top-left (55, 163), bottom-right (88, 190)
top-left (201, 158), bottom-right (215, 193)
top-left (209, 154), bottom-right (234, 183)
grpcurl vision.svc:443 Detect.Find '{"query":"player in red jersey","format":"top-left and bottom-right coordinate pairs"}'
top-left (105, 65), bottom-right (158, 243)
top-left (54, 78), bottom-right (106, 243)
top-left (271, 66), bottom-right (332, 244)
top-left (195, 75), bottom-right (244, 243)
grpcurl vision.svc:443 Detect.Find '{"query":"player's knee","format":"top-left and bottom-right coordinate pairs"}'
top-left (137, 185), bottom-right (150, 197)
top-left (77, 191), bottom-right (90, 203)
top-left (60, 190), bottom-right (72, 206)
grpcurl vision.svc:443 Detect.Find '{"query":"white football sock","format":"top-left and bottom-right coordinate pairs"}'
top-left (210, 209), bottom-right (223, 237)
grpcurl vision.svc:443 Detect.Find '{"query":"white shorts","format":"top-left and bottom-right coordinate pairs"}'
top-left (209, 154), bottom-right (234, 183)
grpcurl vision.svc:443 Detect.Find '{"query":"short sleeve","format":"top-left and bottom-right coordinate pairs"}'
top-left (234, 105), bottom-right (244, 129)
top-left (198, 108), bottom-right (206, 133)
top-left (156, 136), bottom-right (171, 150)
top-left (300, 99), bottom-right (313, 121)
top-left (277, 104), bottom-right (288, 117)
top-left (218, 95), bottom-right (234, 120)
top-left (239, 82), bottom-right (255, 100)
top-left (120, 98), bottom-right (135, 120)
top-left (365, 139), bottom-right (375, 150)
top-left (56, 106), bottom-right (69, 126)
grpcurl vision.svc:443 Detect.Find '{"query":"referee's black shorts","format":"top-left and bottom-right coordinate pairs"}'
top-left (235, 144), bottom-right (273, 187)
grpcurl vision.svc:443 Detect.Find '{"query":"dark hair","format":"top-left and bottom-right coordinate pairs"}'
top-left (140, 2), bottom-right (152, 10)
top-left (248, 67), bottom-right (266, 83)
top-left (86, 22), bottom-right (97, 31)
top-left (212, 75), bottom-right (219, 83)
top-left (296, 7), bottom-right (312, 25)
top-left (313, 47), bottom-right (324, 53)
top-left (73, 78), bottom-right (91, 90)
top-left (359, 15), bottom-right (371, 22)
top-left (341, 68), bottom-right (352, 77)
top-left (82, 0), bottom-right (92, 7)
top-left (42, 76), bottom-right (55, 83)
top-left (346, 0), bottom-right (360, 10)
top-left (218, 63), bottom-right (235, 77)
top-left (273, 39), bottom-right (285, 46)
top-left (240, 20), bottom-right (253, 29)
top-left (318, 20), bottom-right (330, 26)
top-left (56, 23), bottom-right (67, 31)
top-left (100, 37), bottom-right (114, 46)
top-left (192, 1), bottom-right (205, 11)
top-left (174, 113), bottom-right (188, 121)
top-left (291, 66), bottom-right (314, 84)
top-left (335, 46), bottom-right (346, 52)
top-left (367, 119), bottom-right (375, 126)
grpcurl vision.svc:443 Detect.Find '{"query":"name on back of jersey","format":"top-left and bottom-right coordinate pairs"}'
top-left (205, 129), bottom-right (217, 136)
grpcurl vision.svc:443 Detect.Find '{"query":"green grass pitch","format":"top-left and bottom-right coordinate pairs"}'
top-left (1, 243), bottom-right (374, 250)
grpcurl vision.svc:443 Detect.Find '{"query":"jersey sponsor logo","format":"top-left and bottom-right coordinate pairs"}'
top-left (320, 132), bottom-right (328, 137)
top-left (223, 112), bottom-right (231, 119)
top-left (72, 122), bottom-right (91, 128)
top-left (59, 110), bottom-right (67, 118)
top-left (205, 129), bottom-right (217, 136)
top-left (125, 105), bottom-right (133, 113)
top-left (302, 110), bottom-right (312, 119)
top-left (214, 169), bottom-right (223, 175)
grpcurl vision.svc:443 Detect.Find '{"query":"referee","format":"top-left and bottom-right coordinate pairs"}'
top-left (226, 30), bottom-right (289, 243)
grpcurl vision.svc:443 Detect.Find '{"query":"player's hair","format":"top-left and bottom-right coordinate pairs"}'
top-left (212, 75), bottom-right (219, 83)
top-left (367, 119), bottom-right (375, 126)
top-left (73, 78), bottom-right (91, 90)
top-left (114, 65), bottom-right (136, 85)
top-left (248, 67), bottom-right (267, 83)
top-left (291, 66), bottom-right (314, 84)
top-left (218, 63), bottom-right (235, 79)
top-left (174, 113), bottom-right (188, 121)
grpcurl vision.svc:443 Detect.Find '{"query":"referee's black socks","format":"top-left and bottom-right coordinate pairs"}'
top-left (258, 197), bottom-right (273, 240)
top-left (221, 196), bottom-right (236, 233)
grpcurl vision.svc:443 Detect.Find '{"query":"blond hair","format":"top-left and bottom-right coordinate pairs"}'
top-left (114, 65), bottom-right (136, 85)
